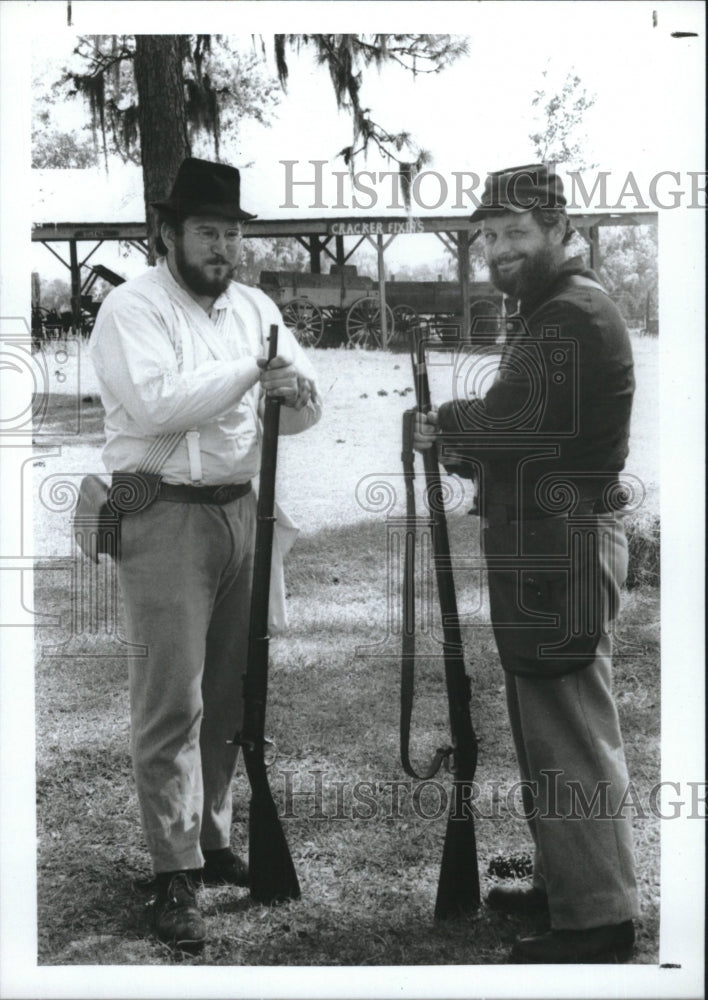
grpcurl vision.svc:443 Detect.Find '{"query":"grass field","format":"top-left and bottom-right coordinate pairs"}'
top-left (33, 335), bottom-right (660, 967)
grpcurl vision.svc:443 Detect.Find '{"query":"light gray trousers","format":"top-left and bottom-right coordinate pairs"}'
top-left (118, 493), bottom-right (256, 874)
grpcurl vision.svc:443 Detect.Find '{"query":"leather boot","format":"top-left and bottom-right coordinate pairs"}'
top-left (153, 871), bottom-right (206, 952)
top-left (510, 920), bottom-right (635, 964)
top-left (198, 847), bottom-right (249, 887)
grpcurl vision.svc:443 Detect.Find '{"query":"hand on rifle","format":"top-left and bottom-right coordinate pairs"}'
top-left (412, 408), bottom-right (439, 452)
top-left (259, 355), bottom-right (312, 409)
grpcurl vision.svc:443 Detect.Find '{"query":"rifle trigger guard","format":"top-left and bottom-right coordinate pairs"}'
top-left (264, 736), bottom-right (278, 769)
top-left (228, 734), bottom-right (277, 768)
top-left (228, 733), bottom-right (253, 750)
top-left (439, 746), bottom-right (454, 773)
top-left (418, 745), bottom-right (454, 780)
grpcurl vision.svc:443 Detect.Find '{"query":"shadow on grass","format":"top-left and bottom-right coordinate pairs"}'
top-left (36, 742), bottom-right (152, 962)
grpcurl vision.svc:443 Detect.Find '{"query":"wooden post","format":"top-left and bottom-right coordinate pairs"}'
top-left (589, 225), bottom-right (600, 270)
top-left (377, 233), bottom-right (388, 349)
top-left (457, 230), bottom-right (471, 342)
top-left (335, 234), bottom-right (345, 268)
top-left (309, 235), bottom-right (321, 274)
top-left (69, 239), bottom-right (81, 333)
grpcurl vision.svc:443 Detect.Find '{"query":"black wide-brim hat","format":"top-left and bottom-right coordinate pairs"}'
top-left (470, 163), bottom-right (566, 222)
top-left (151, 157), bottom-right (257, 221)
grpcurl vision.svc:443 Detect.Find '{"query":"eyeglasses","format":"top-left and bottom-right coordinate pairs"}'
top-left (184, 226), bottom-right (242, 248)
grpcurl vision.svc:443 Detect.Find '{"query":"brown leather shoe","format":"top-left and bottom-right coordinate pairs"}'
top-left (487, 885), bottom-right (549, 917)
top-left (153, 871), bottom-right (206, 952)
top-left (510, 920), bottom-right (635, 964)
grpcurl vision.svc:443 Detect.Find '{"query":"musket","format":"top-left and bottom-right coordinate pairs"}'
top-left (232, 323), bottom-right (300, 905)
top-left (403, 333), bottom-right (480, 920)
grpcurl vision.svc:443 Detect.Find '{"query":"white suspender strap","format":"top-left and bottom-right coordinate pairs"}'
top-left (178, 322), bottom-right (203, 484)
top-left (185, 431), bottom-right (203, 484)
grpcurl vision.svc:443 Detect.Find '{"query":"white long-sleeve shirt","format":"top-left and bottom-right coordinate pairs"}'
top-left (89, 259), bottom-right (321, 485)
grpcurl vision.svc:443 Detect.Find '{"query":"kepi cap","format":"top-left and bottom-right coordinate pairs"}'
top-left (471, 163), bottom-right (566, 222)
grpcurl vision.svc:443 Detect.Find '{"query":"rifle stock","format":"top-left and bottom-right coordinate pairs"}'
top-left (234, 324), bottom-right (300, 904)
top-left (413, 336), bottom-right (480, 920)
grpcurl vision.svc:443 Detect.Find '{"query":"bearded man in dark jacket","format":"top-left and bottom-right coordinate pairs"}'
top-left (414, 164), bottom-right (639, 964)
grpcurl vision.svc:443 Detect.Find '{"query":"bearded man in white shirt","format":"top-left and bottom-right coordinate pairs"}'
top-left (90, 158), bottom-right (322, 952)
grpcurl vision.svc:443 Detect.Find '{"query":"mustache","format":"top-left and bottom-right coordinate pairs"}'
top-left (493, 255), bottom-right (524, 266)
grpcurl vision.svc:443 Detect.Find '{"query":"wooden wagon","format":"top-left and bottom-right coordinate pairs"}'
top-left (386, 278), bottom-right (503, 345)
top-left (258, 265), bottom-right (385, 348)
top-left (259, 266), bottom-right (504, 349)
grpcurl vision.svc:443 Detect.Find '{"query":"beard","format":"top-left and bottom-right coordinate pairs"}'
top-left (489, 243), bottom-right (560, 301)
top-left (174, 241), bottom-right (236, 298)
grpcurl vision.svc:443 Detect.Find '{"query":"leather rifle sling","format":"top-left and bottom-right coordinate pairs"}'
top-left (399, 408), bottom-right (452, 781)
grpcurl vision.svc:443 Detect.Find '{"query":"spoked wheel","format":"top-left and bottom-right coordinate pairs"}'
top-left (281, 298), bottom-right (325, 347)
top-left (391, 304), bottom-right (425, 347)
top-left (346, 296), bottom-right (395, 349)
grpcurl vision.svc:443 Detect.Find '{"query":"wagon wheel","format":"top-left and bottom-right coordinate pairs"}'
top-left (391, 305), bottom-right (424, 347)
top-left (281, 297), bottom-right (325, 347)
top-left (346, 296), bottom-right (395, 349)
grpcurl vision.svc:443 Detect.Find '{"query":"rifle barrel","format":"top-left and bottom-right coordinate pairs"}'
top-left (236, 323), bottom-right (300, 904)
top-left (414, 336), bottom-right (480, 919)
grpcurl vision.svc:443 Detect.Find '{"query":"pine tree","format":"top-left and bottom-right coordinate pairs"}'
top-left (133, 36), bottom-right (191, 260)
top-left (52, 34), bottom-right (467, 253)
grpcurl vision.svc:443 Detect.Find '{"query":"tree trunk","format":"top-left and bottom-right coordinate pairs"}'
top-left (134, 36), bottom-right (191, 264)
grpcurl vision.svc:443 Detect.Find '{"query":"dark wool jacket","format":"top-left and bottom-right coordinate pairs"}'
top-left (437, 256), bottom-right (635, 517)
